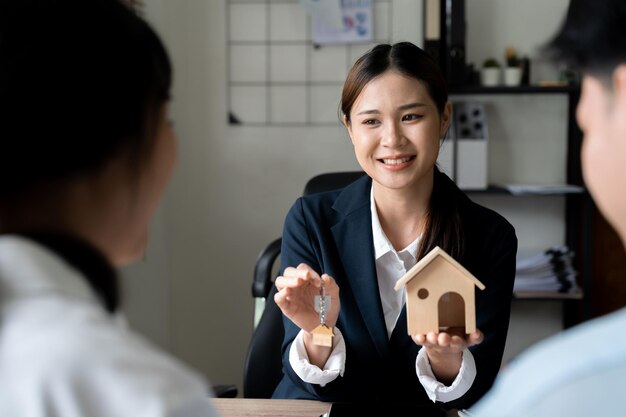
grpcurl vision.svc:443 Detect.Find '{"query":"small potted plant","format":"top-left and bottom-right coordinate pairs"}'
top-left (481, 58), bottom-right (501, 86)
top-left (504, 47), bottom-right (522, 86)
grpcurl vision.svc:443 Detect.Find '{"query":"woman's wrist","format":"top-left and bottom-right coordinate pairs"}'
top-left (303, 330), bottom-right (333, 368)
top-left (426, 349), bottom-right (463, 385)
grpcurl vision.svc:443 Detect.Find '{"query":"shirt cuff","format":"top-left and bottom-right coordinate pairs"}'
top-left (416, 348), bottom-right (476, 403)
top-left (288, 327), bottom-right (346, 387)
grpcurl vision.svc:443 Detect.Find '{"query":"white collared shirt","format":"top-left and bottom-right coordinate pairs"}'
top-left (0, 236), bottom-right (219, 417)
top-left (288, 186), bottom-right (476, 402)
top-left (370, 189), bottom-right (420, 338)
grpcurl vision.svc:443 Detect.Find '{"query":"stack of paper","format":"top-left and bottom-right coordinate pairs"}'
top-left (514, 246), bottom-right (579, 294)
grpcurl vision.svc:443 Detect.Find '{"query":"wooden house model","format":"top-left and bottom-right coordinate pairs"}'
top-left (394, 246), bottom-right (485, 335)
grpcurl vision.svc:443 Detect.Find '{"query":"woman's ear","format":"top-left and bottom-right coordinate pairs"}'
top-left (439, 101), bottom-right (453, 136)
top-left (343, 114), bottom-right (355, 144)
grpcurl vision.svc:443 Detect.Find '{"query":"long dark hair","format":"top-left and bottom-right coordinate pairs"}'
top-left (0, 0), bottom-right (172, 200)
top-left (340, 42), bottom-right (464, 261)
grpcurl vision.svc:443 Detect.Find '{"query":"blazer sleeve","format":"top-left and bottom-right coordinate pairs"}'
top-left (446, 216), bottom-right (518, 410)
top-left (276, 197), bottom-right (330, 398)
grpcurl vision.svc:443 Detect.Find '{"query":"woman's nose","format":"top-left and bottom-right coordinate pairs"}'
top-left (381, 121), bottom-right (405, 147)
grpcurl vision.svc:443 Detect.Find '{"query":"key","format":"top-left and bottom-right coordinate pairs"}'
top-left (311, 278), bottom-right (333, 347)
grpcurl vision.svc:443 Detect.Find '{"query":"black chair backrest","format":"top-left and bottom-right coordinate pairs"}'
top-left (243, 171), bottom-right (364, 399)
top-left (302, 171), bottom-right (366, 196)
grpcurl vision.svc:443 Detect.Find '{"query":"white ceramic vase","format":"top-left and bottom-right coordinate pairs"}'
top-left (481, 67), bottom-right (501, 86)
top-left (504, 67), bottom-right (522, 86)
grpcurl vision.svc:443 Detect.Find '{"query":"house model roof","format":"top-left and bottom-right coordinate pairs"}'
top-left (394, 246), bottom-right (486, 291)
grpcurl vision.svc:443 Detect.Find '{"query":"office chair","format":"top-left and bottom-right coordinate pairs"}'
top-left (243, 171), bottom-right (365, 399)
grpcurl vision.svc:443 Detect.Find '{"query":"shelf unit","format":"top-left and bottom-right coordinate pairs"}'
top-left (449, 85), bottom-right (592, 325)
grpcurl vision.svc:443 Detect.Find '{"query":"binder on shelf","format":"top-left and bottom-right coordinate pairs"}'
top-left (453, 101), bottom-right (488, 190)
top-left (423, 0), bottom-right (441, 67)
top-left (423, 0), bottom-right (467, 86)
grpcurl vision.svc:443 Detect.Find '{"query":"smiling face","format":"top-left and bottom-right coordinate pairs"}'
top-left (576, 67), bottom-right (626, 245)
top-left (345, 70), bottom-right (451, 194)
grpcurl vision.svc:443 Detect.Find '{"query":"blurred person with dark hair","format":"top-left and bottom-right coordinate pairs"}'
top-left (0, 1), bottom-right (219, 415)
top-left (472, 1), bottom-right (626, 416)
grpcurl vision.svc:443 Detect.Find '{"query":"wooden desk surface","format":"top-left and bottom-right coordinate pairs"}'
top-left (213, 398), bottom-right (331, 417)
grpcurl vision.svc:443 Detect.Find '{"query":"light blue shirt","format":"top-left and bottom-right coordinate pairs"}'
top-left (470, 306), bottom-right (626, 417)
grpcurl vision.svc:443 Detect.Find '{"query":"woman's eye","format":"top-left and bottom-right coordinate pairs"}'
top-left (402, 114), bottom-right (423, 121)
top-left (363, 119), bottom-right (379, 126)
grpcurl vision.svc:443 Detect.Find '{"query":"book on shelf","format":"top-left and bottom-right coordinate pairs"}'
top-left (514, 245), bottom-right (581, 296)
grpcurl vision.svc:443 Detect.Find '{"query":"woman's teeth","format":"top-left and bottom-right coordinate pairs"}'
top-left (382, 157), bottom-right (411, 165)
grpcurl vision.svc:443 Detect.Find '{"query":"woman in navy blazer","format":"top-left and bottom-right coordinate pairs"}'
top-left (273, 42), bottom-right (517, 411)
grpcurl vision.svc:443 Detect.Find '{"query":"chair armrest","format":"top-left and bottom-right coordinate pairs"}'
top-left (252, 237), bottom-right (282, 299)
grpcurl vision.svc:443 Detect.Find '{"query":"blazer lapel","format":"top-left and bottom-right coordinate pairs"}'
top-left (331, 177), bottom-right (390, 360)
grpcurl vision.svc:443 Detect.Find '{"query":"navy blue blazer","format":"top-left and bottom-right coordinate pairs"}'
top-left (273, 172), bottom-right (517, 409)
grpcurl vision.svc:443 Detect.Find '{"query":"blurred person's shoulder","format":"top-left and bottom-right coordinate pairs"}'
top-left (471, 307), bottom-right (626, 417)
top-left (0, 236), bottom-right (217, 417)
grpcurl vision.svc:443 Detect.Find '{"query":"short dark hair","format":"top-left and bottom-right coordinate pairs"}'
top-left (547, 0), bottom-right (626, 77)
top-left (340, 42), bottom-right (448, 124)
top-left (0, 0), bottom-right (172, 199)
